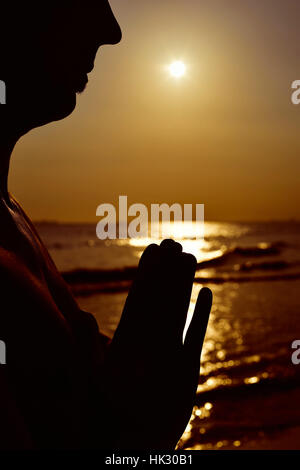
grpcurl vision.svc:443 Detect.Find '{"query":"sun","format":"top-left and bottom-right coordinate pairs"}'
top-left (169, 61), bottom-right (186, 78)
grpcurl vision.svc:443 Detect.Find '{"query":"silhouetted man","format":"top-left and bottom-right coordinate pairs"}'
top-left (0, 1), bottom-right (212, 449)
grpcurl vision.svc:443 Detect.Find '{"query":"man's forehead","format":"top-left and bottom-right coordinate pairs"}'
top-left (4, 0), bottom-right (110, 14)
top-left (2, 0), bottom-right (112, 27)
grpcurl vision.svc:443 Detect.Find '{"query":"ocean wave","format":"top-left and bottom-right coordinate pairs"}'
top-left (196, 242), bottom-right (285, 269)
top-left (61, 241), bottom-right (297, 293)
top-left (195, 272), bottom-right (300, 284)
top-left (196, 373), bottom-right (300, 404)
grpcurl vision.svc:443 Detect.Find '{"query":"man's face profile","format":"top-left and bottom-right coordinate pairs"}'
top-left (0, 0), bottom-right (121, 132)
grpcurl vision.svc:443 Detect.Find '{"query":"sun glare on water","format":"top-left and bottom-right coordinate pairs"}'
top-left (169, 61), bottom-right (186, 78)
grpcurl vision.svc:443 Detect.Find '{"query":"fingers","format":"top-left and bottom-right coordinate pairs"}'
top-left (167, 250), bottom-right (197, 340)
top-left (138, 240), bottom-right (182, 275)
top-left (114, 239), bottom-right (197, 347)
top-left (184, 287), bottom-right (212, 361)
top-left (157, 240), bottom-right (197, 341)
top-left (138, 243), bottom-right (160, 273)
top-left (160, 239), bottom-right (182, 254)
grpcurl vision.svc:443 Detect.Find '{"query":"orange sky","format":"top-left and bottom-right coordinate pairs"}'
top-left (10, 0), bottom-right (300, 222)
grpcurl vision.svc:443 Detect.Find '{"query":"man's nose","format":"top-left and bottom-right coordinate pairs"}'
top-left (108, 19), bottom-right (122, 45)
top-left (102, 2), bottom-right (122, 45)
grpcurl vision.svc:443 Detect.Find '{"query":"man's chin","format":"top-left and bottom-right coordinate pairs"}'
top-left (30, 90), bottom-right (77, 128)
top-left (50, 91), bottom-right (77, 122)
top-left (4, 81), bottom-right (79, 135)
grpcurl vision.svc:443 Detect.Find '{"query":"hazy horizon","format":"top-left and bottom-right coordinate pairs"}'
top-left (33, 218), bottom-right (300, 225)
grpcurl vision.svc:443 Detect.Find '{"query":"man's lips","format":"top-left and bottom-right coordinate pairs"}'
top-left (74, 74), bottom-right (89, 93)
top-left (75, 62), bottom-right (95, 91)
top-left (86, 64), bottom-right (94, 74)
top-left (58, 61), bottom-right (94, 93)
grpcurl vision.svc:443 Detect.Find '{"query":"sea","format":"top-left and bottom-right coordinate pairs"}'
top-left (36, 220), bottom-right (300, 450)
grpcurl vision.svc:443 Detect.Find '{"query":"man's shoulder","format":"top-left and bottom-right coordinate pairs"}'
top-left (0, 246), bottom-right (52, 319)
top-left (0, 247), bottom-right (33, 286)
top-left (0, 247), bottom-right (20, 279)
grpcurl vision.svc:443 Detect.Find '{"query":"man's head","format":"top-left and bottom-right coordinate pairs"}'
top-left (0, 1), bottom-right (121, 135)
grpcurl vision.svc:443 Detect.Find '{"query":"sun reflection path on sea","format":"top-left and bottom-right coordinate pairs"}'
top-left (126, 222), bottom-right (206, 260)
top-left (121, 221), bottom-right (233, 263)
top-left (116, 221), bottom-right (250, 268)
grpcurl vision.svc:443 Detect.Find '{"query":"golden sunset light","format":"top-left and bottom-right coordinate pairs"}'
top-left (169, 60), bottom-right (186, 78)
top-left (1, 0), bottom-right (300, 455)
